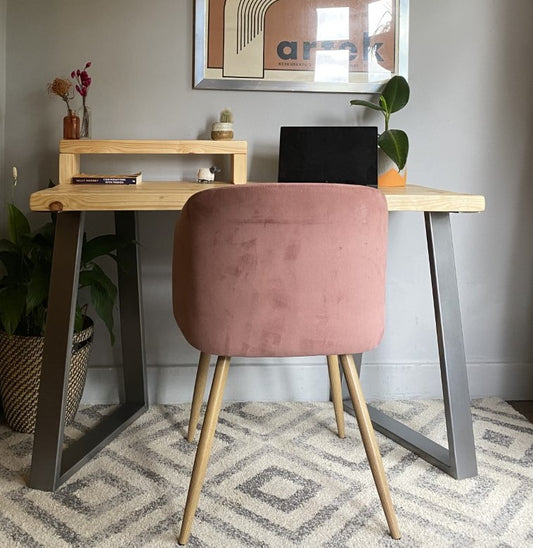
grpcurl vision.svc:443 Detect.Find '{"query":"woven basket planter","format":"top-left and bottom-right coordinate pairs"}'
top-left (0, 319), bottom-right (93, 433)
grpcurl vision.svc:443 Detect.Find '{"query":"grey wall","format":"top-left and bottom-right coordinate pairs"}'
top-left (2, 0), bottom-right (533, 402)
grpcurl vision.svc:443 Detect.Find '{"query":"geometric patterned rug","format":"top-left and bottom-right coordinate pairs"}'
top-left (0, 398), bottom-right (531, 547)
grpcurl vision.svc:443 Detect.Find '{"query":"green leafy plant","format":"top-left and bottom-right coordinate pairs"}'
top-left (0, 172), bottom-right (125, 343)
top-left (350, 75), bottom-right (410, 171)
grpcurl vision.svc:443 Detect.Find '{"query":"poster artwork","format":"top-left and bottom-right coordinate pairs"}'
top-left (206, 0), bottom-right (396, 83)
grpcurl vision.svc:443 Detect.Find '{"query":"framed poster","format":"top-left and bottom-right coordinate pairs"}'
top-left (194, 0), bottom-right (409, 93)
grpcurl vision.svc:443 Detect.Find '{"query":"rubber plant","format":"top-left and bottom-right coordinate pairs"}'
top-left (0, 169), bottom-right (125, 343)
top-left (350, 75), bottom-right (410, 172)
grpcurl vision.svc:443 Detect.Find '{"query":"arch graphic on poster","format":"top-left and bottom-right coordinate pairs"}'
top-left (223, 0), bottom-right (280, 78)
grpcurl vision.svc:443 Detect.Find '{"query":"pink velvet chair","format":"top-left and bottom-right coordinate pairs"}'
top-left (172, 183), bottom-right (400, 544)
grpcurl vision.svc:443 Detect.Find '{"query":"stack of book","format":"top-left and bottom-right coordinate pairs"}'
top-left (72, 172), bottom-right (142, 185)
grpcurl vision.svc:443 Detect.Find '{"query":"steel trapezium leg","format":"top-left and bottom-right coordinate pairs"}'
top-left (424, 211), bottom-right (477, 479)
top-left (343, 213), bottom-right (478, 479)
top-left (29, 211), bottom-right (149, 491)
top-left (59, 211), bottom-right (148, 484)
top-left (29, 211), bottom-right (85, 491)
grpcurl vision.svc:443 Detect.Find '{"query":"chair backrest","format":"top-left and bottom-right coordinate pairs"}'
top-left (173, 183), bottom-right (388, 357)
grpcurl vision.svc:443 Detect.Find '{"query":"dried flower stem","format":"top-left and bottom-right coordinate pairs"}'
top-left (48, 78), bottom-right (74, 112)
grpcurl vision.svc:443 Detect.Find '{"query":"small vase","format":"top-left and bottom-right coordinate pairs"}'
top-left (79, 105), bottom-right (91, 139)
top-left (211, 122), bottom-right (233, 140)
top-left (63, 110), bottom-right (80, 140)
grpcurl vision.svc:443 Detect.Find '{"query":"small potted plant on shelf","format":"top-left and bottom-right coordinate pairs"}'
top-left (0, 168), bottom-right (125, 433)
top-left (211, 108), bottom-right (234, 140)
top-left (350, 75), bottom-right (410, 187)
top-left (48, 61), bottom-right (93, 140)
top-left (48, 77), bottom-right (80, 140)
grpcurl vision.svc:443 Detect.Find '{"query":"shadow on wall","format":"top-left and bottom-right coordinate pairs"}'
top-left (501, 3), bottom-right (533, 362)
top-left (506, 117), bottom-right (533, 358)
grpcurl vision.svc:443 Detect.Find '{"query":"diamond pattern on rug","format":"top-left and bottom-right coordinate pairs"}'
top-left (237, 465), bottom-right (321, 512)
top-left (0, 398), bottom-right (531, 547)
top-left (51, 471), bottom-right (143, 516)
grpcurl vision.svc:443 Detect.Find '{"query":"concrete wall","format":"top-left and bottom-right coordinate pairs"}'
top-left (3, 0), bottom-right (533, 402)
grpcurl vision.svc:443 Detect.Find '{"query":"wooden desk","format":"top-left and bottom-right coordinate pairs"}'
top-left (30, 180), bottom-right (485, 213)
top-left (28, 144), bottom-right (485, 490)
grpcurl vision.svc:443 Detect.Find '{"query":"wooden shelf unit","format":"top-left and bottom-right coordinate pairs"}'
top-left (57, 139), bottom-right (248, 186)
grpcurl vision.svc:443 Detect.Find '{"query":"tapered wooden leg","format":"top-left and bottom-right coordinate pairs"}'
top-left (327, 355), bottom-right (345, 438)
top-left (187, 352), bottom-right (211, 442)
top-left (340, 354), bottom-right (401, 540)
top-left (178, 356), bottom-right (231, 545)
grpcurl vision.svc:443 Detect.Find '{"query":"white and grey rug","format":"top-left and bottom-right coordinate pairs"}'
top-left (0, 398), bottom-right (531, 547)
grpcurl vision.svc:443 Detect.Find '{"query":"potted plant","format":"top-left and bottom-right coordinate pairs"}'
top-left (0, 168), bottom-right (125, 432)
top-left (48, 77), bottom-right (80, 140)
top-left (350, 75), bottom-right (410, 187)
top-left (211, 108), bottom-right (234, 140)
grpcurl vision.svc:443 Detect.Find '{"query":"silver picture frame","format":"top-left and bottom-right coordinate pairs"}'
top-left (194, 0), bottom-right (409, 94)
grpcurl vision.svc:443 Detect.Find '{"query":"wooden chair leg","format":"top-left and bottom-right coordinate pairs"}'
top-left (327, 355), bottom-right (345, 438)
top-left (178, 356), bottom-right (231, 546)
top-left (340, 354), bottom-right (401, 540)
top-left (187, 352), bottom-right (211, 442)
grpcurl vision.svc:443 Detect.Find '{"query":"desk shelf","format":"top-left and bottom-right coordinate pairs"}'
top-left (57, 139), bottom-right (248, 186)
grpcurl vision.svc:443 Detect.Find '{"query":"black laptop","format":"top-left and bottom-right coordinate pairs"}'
top-left (278, 126), bottom-right (378, 186)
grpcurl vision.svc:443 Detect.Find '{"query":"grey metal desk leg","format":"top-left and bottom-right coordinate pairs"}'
top-left (343, 212), bottom-right (478, 479)
top-left (423, 211), bottom-right (477, 478)
top-left (29, 212), bottom-right (85, 491)
top-left (114, 211), bottom-right (148, 406)
top-left (29, 211), bottom-right (148, 491)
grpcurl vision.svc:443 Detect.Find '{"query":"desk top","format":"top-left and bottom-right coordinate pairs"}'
top-left (29, 183), bottom-right (485, 213)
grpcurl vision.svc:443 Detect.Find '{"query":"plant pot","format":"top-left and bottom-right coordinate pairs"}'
top-left (377, 149), bottom-right (407, 188)
top-left (211, 122), bottom-right (234, 140)
top-left (0, 318), bottom-right (94, 433)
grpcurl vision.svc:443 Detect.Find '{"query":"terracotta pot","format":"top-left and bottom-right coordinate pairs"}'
top-left (377, 149), bottom-right (407, 187)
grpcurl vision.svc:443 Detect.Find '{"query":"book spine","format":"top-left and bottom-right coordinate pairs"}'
top-left (72, 177), bottom-right (138, 184)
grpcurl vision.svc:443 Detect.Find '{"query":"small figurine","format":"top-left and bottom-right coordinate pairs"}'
top-left (197, 166), bottom-right (220, 183)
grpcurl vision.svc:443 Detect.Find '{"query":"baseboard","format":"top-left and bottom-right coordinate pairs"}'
top-left (81, 360), bottom-right (533, 404)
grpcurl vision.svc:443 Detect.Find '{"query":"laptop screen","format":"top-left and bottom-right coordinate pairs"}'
top-left (278, 126), bottom-right (378, 186)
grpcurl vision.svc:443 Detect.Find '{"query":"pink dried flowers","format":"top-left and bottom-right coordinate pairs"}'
top-left (71, 61), bottom-right (92, 138)
top-left (72, 62), bottom-right (92, 101)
